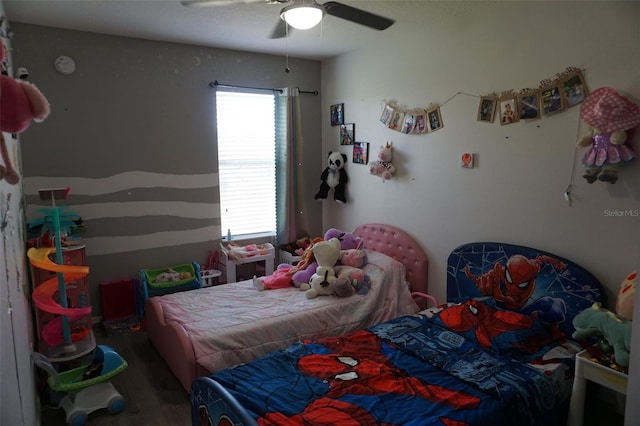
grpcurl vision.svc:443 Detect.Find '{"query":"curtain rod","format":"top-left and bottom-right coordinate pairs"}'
top-left (210, 80), bottom-right (318, 96)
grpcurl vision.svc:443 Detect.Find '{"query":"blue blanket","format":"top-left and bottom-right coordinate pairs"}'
top-left (208, 303), bottom-right (561, 426)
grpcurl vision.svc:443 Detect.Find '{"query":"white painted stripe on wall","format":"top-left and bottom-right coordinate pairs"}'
top-left (26, 201), bottom-right (220, 221)
top-left (24, 171), bottom-right (219, 196)
top-left (83, 225), bottom-right (221, 256)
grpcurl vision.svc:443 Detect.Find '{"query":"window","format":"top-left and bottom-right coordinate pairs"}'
top-left (216, 90), bottom-right (276, 238)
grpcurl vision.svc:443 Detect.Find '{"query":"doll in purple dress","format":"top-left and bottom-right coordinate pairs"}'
top-left (578, 87), bottom-right (640, 184)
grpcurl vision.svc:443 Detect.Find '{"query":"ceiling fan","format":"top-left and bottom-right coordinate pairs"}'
top-left (180, 0), bottom-right (395, 39)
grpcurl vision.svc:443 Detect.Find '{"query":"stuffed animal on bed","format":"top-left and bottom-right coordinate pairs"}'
top-left (572, 302), bottom-right (632, 367)
top-left (577, 87), bottom-right (640, 184)
top-left (299, 237), bottom-right (370, 299)
top-left (254, 228), bottom-right (365, 291)
top-left (250, 235), bottom-right (320, 290)
top-left (301, 238), bottom-right (341, 298)
top-left (253, 264), bottom-right (297, 291)
top-left (339, 248), bottom-right (367, 268)
top-left (0, 44), bottom-right (50, 185)
top-left (332, 266), bottom-right (371, 297)
top-left (324, 228), bottom-right (363, 251)
top-left (291, 228), bottom-right (363, 287)
top-left (315, 151), bottom-right (348, 203)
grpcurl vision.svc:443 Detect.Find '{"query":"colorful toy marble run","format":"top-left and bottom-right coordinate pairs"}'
top-left (28, 187), bottom-right (90, 350)
top-left (28, 246), bottom-right (91, 347)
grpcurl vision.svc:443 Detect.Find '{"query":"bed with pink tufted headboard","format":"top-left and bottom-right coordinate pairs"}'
top-left (353, 223), bottom-right (428, 299)
top-left (145, 223), bottom-right (428, 392)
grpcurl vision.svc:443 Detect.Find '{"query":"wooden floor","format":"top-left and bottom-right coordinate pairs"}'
top-left (40, 326), bottom-right (190, 426)
top-left (39, 325), bottom-right (626, 426)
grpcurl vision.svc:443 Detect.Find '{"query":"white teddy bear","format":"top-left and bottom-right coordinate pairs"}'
top-left (300, 238), bottom-right (341, 299)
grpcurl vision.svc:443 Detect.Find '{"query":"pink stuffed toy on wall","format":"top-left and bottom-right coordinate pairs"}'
top-left (368, 142), bottom-right (396, 182)
top-left (577, 87), bottom-right (640, 184)
top-left (0, 43), bottom-right (50, 185)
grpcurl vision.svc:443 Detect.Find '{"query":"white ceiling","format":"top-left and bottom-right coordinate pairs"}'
top-left (3, 0), bottom-right (482, 60)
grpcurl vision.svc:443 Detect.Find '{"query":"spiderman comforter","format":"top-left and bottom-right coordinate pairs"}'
top-left (192, 300), bottom-right (568, 426)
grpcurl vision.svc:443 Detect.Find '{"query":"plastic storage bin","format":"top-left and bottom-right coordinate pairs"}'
top-left (279, 249), bottom-right (302, 265)
top-left (138, 262), bottom-right (202, 316)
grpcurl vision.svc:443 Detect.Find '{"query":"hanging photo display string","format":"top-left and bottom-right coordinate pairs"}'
top-left (380, 101), bottom-right (443, 134)
top-left (380, 67), bottom-right (588, 135)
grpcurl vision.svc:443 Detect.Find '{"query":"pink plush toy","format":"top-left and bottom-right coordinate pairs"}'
top-left (577, 87), bottom-right (640, 184)
top-left (339, 249), bottom-right (367, 268)
top-left (0, 44), bottom-right (50, 185)
top-left (368, 142), bottom-right (396, 182)
top-left (253, 264), bottom-right (297, 291)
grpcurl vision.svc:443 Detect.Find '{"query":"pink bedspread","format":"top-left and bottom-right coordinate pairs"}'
top-left (156, 251), bottom-right (419, 373)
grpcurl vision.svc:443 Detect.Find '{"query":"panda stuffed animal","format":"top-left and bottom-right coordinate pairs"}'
top-left (315, 151), bottom-right (348, 203)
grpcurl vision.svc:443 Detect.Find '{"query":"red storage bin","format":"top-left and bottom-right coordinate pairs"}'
top-left (100, 279), bottom-right (136, 321)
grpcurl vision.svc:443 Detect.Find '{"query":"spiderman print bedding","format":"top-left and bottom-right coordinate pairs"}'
top-left (190, 242), bottom-right (604, 426)
top-left (192, 304), bottom-right (567, 426)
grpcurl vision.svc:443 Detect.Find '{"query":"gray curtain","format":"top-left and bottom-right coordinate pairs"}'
top-left (275, 88), bottom-right (308, 245)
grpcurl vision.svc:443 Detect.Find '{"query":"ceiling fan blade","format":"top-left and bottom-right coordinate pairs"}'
top-left (322, 1), bottom-right (394, 31)
top-left (269, 19), bottom-right (292, 39)
top-left (180, 0), bottom-right (265, 7)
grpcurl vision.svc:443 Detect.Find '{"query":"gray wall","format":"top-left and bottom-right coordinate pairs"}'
top-left (11, 24), bottom-right (323, 317)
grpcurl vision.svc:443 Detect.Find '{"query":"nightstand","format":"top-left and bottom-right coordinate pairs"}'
top-left (567, 350), bottom-right (628, 426)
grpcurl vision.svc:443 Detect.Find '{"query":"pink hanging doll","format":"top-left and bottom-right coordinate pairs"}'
top-left (577, 87), bottom-right (640, 184)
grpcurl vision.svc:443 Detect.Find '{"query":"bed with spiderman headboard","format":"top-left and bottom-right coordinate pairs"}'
top-left (145, 223), bottom-right (428, 392)
top-left (190, 241), bottom-right (603, 426)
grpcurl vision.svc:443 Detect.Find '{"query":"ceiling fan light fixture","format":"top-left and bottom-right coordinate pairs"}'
top-left (280, 4), bottom-right (324, 30)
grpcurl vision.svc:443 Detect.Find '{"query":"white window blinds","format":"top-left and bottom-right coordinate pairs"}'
top-left (216, 90), bottom-right (276, 238)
